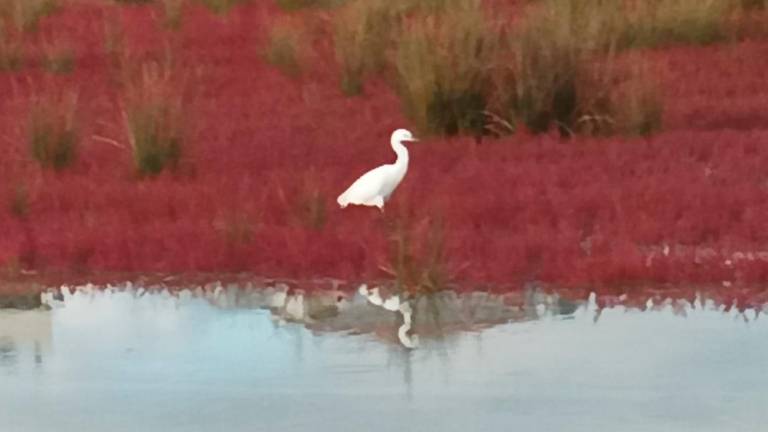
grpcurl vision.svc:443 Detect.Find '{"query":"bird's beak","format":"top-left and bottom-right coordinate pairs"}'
top-left (406, 137), bottom-right (419, 142)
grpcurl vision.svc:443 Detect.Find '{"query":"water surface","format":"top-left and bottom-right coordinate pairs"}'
top-left (1, 289), bottom-right (766, 432)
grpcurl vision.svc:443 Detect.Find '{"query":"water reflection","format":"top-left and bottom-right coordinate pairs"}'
top-left (0, 287), bottom-right (766, 432)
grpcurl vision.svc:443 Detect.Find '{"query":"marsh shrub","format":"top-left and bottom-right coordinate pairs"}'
top-left (387, 215), bottom-right (448, 295)
top-left (395, 0), bottom-right (498, 135)
top-left (28, 90), bottom-right (79, 171)
top-left (0, 0), bottom-right (59, 33)
top-left (123, 63), bottom-right (184, 176)
top-left (196, 0), bottom-right (246, 15)
top-left (161, 0), bottom-right (184, 29)
top-left (41, 39), bottom-right (75, 74)
top-left (503, 0), bottom-right (622, 135)
top-left (614, 60), bottom-right (663, 136)
top-left (333, 0), bottom-right (401, 95)
top-left (621, 0), bottom-right (733, 48)
top-left (275, 0), bottom-right (346, 10)
top-left (0, 25), bottom-right (22, 70)
top-left (740, 0), bottom-right (767, 9)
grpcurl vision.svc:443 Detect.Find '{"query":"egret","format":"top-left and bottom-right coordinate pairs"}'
top-left (337, 129), bottom-right (418, 211)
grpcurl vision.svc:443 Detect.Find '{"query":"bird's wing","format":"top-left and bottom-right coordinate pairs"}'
top-left (337, 165), bottom-right (390, 206)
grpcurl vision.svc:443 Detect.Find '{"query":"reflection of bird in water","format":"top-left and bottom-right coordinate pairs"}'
top-left (397, 301), bottom-right (419, 349)
top-left (382, 294), bottom-right (401, 312)
top-left (337, 129), bottom-right (419, 211)
top-left (358, 284), bottom-right (418, 349)
top-left (358, 284), bottom-right (383, 306)
top-left (284, 293), bottom-right (305, 321)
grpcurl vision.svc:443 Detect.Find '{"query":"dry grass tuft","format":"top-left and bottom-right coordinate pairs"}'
top-left (622, 0), bottom-right (734, 48)
top-left (275, 0), bottom-right (346, 11)
top-left (41, 37), bottom-right (75, 74)
top-left (28, 88), bottom-right (79, 172)
top-left (196, 0), bottom-right (246, 15)
top-left (383, 212), bottom-right (449, 296)
top-left (0, 24), bottom-right (22, 70)
top-left (0, 0), bottom-right (59, 33)
top-left (333, 0), bottom-right (401, 95)
top-left (395, 0), bottom-right (499, 135)
top-left (160, 0), bottom-right (184, 30)
top-left (264, 19), bottom-right (304, 77)
top-left (122, 62), bottom-right (186, 177)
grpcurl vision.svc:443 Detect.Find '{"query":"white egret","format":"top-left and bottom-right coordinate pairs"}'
top-left (337, 129), bottom-right (418, 211)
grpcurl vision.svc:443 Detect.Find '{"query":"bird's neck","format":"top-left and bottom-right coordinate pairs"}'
top-left (391, 140), bottom-right (409, 168)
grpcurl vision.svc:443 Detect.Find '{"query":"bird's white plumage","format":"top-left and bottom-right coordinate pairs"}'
top-left (337, 129), bottom-right (418, 211)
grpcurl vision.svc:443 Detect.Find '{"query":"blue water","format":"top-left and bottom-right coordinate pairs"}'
top-left (1, 290), bottom-right (766, 432)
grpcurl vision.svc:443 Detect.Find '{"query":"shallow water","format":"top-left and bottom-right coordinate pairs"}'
top-left (1, 289), bottom-right (766, 432)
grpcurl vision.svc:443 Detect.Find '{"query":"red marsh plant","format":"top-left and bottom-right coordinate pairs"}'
top-left (28, 87), bottom-right (79, 172)
top-left (121, 61), bottom-right (186, 177)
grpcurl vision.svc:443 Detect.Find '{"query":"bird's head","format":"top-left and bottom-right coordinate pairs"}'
top-left (391, 128), bottom-right (419, 144)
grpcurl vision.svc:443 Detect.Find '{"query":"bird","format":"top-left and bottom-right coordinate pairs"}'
top-left (337, 129), bottom-right (418, 211)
